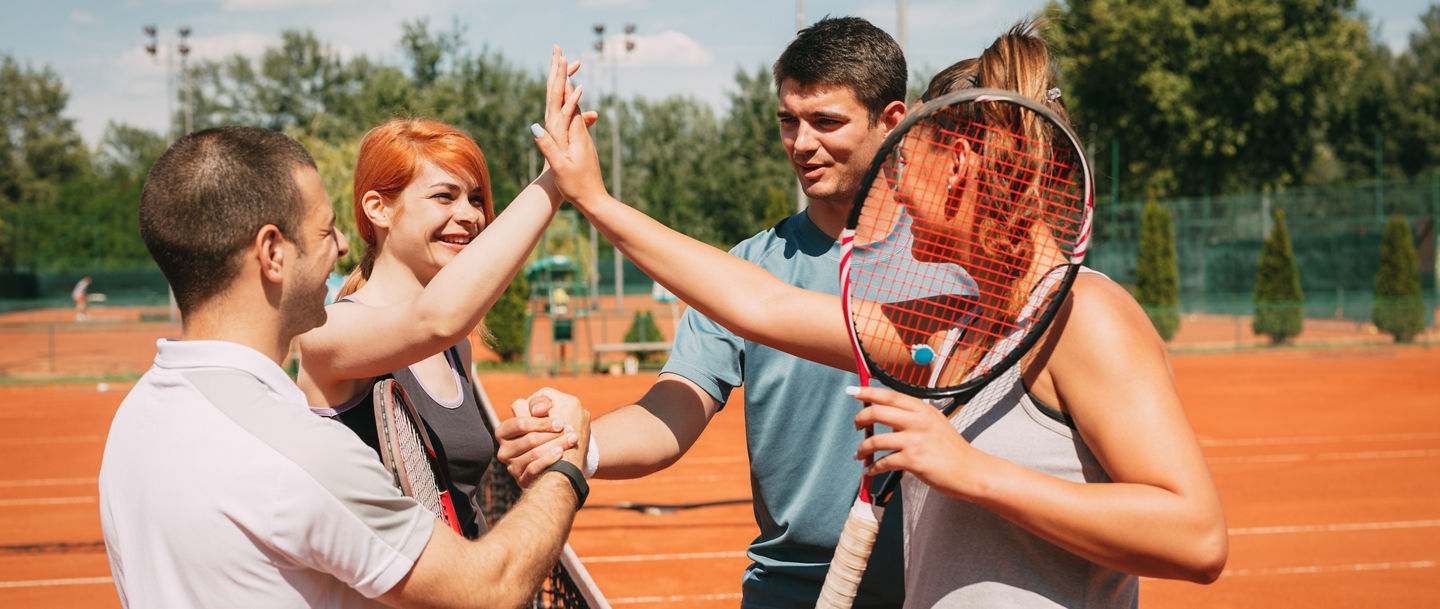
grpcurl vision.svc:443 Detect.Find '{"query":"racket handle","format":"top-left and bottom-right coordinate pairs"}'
top-left (814, 497), bottom-right (882, 609)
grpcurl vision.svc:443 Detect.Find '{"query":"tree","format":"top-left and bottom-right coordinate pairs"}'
top-left (622, 310), bottom-right (667, 361)
top-left (0, 53), bottom-right (91, 270)
top-left (1253, 208), bottom-right (1304, 343)
top-left (1045, 0), bottom-right (1369, 198)
top-left (1373, 215), bottom-right (1424, 342)
top-left (714, 66), bottom-right (794, 244)
top-left (1321, 28), bottom-right (1401, 184)
top-left (1393, 6), bottom-right (1440, 177)
top-left (484, 270), bottom-right (529, 361)
top-left (1136, 197), bottom-right (1179, 340)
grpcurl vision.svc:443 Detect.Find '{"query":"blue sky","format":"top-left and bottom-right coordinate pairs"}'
top-left (2, 0), bottom-right (1434, 145)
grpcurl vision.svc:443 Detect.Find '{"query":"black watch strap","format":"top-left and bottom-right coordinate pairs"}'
top-left (542, 460), bottom-right (589, 509)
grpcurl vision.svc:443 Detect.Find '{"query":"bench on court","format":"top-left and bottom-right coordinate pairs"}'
top-left (591, 341), bottom-right (672, 374)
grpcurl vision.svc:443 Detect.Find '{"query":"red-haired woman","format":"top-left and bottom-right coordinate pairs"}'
top-left (297, 52), bottom-right (590, 538)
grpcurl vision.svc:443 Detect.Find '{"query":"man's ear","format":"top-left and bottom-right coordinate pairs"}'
top-left (360, 190), bottom-right (391, 230)
top-left (881, 100), bottom-right (906, 135)
top-left (255, 224), bottom-right (286, 283)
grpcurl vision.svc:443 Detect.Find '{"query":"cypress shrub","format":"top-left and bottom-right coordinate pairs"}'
top-left (484, 272), bottom-right (530, 361)
top-left (623, 310), bottom-right (667, 361)
top-left (1253, 208), bottom-right (1304, 344)
top-left (1373, 215), bottom-right (1425, 342)
top-left (1136, 198), bottom-right (1180, 340)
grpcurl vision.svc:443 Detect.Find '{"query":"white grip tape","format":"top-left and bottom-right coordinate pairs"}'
top-left (814, 498), bottom-right (882, 609)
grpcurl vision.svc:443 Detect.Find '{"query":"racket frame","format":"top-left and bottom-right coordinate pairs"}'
top-left (374, 378), bottom-right (463, 535)
top-left (843, 87), bottom-right (1094, 402)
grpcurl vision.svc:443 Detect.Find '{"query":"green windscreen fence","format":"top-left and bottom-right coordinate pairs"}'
top-left (1086, 175), bottom-right (1439, 323)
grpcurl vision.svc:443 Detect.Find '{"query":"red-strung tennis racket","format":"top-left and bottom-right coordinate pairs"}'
top-left (374, 379), bottom-right (463, 535)
top-left (816, 88), bottom-right (1094, 608)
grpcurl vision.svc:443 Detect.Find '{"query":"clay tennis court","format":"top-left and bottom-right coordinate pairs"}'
top-left (0, 309), bottom-right (1436, 607)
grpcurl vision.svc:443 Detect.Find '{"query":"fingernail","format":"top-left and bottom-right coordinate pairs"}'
top-left (566, 432), bottom-right (579, 445)
top-left (530, 123), bottom-right (546, 139)
top-left (551, 446), bottom-right (563, 458)
top-left (551, 419), bottom-right (563, 431)
top-left (844, 385), bottom-right (861, 396)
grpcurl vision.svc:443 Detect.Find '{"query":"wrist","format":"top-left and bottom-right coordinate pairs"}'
top-left (541, 460), bottom-right (589, 509)
top-left (582, 434), bottom-right (598, 479)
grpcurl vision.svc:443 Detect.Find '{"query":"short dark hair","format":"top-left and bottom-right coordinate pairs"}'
top-left (772, 16), bottom-right (907, 124)
top-left (138, 126), bottom-right (317, 313)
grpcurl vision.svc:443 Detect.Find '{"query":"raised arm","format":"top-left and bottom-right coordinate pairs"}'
top-left (530, 71), bottom-right (854, 371)
top-left (298, 50), bottom-right (580, 399)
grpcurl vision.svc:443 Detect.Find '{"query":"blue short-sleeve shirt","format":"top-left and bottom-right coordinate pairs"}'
top-left (662, 210), bottom-right (905, 609)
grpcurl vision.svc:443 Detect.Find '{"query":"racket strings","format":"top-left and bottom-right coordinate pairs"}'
top-left (848, 99), bottom-right (1087, 391)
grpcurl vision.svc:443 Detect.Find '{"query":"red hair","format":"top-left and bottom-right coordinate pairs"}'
top-left (340, 119), bottom-right (495, 297)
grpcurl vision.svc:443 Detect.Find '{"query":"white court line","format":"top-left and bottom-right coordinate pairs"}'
top-left (676, 456), bottom-right (746, 465)
top-left (592, 474), bottom-right (745, 487)
top-left (0, 477), bottom-right (96, 488)
top-left (1230, 520), bottom-right (1440, 535)
top-left (0, 496), bottom-right (95, 507)
top-left (609, 592), bottom-right (744, 605)
top-left (1222, 560), bottom-right (1436, 577)
top-left (1208, 448), bottom-right (1440, 465)
top-left (581, 550), bottom-right (748, 563)
top-left (1201, 432), bottom-right (1440, 448)
top-left (0, 435), bottom-right (104, 446)
top-left (0, 576), bottom-right (112, 589)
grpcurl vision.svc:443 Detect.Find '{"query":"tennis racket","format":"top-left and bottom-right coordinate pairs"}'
top-left (374, 378), bottom-right (464, 535)
top-left (815, 88), bottom-right (1094, 608)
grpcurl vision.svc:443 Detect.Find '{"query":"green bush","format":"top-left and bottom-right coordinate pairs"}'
top-left (484, 272), bottom-right (530, 361)
top-left (1252, 208), bottom-right (1304, 344)
top-left (1136, 198), bottom-right (1180, 341)
top-left (1373, 215), bottom-right (1425, 342)
top-left (622, 310), bottom-right (667, 361)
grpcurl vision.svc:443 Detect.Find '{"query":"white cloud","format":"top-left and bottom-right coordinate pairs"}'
top-left (580, 0), bottom-right (648, 8)
top-left (596, 30), bottom-right (711, 68)
top-left (69, 11), bottom-right (100, 26)
top-left (221, 0), bottom-right (346, 11)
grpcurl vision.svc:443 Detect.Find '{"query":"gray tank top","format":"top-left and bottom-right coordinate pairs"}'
top-left (900, 267), bottom-right (1137, 608)
top-left (310, 300), bottom-right (495, 538)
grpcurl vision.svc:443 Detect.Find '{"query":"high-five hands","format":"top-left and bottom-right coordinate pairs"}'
top-left (531, 46), bottom-right (610, 207)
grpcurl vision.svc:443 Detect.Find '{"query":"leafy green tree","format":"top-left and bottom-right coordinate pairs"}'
top-left (1372, 215), bottom-right (1425, 341)
top-left (1045, 0), bottom-right (1369, 198)
top-left (484, 270), bottom-right (529, 361)
top-left (1394, 6), bottom-right (1440, 177)
top-left (1136, 197), bottom-right (1179, 340)
top-left (0, 53), bottom-right (90, 270)
top-left (1321, 29), bottom-right (1401, 183)
top-left (626, 96), bottom-right (725, 241)
top-left (1253, 208), bottom-right (1304, 343)
top-left (715, 66), bottom-right (794, 244)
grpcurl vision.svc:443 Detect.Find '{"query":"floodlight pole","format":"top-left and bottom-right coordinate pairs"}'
top-left (146, 24), bottom-right (194, 322)
top-left (594, 23), bottom-right (636, 311)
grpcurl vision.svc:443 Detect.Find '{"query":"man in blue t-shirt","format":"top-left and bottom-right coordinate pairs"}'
top-left (503, 17), bottom-right (908, 609)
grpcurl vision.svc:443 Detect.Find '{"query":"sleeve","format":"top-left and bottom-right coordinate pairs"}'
top-left (267, 416), bottom-right (437, 599)
top-left (660, 304), bottom-right (745, 410)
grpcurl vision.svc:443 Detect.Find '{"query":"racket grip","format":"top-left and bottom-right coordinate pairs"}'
top-left (814, 497), bottom-right (882, 609)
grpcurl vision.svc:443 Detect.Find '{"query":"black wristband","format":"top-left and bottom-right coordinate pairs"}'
top-left (541, 460), bottom-right (589, 509)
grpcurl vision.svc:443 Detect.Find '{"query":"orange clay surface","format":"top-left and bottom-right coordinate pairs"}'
top-left (0, 307), bottom-right (1437, 608)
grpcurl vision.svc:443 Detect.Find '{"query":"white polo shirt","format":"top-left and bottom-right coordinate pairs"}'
top-left (99, 339), bottom-right (434, 608)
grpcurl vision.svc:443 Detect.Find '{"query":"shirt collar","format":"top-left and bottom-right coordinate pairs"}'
top-left (152, 339), bottom-right (307, 405)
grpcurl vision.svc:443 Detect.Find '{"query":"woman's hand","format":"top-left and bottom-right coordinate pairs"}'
top-left (533, 46), bottom-right (609, 207)
top-left (851, 385), bottom-right (987, 500)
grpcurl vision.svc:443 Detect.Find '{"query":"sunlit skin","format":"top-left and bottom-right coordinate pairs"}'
top-left (529, 46), bottom-right (1227, 584)
top-left (283, 167), bottom-right (350, 336)
top-left (372, 160), bottom-right (489, 287)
